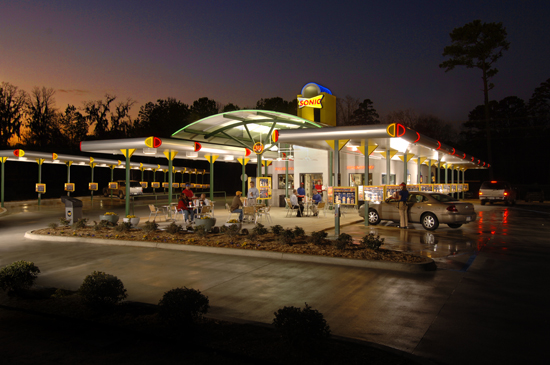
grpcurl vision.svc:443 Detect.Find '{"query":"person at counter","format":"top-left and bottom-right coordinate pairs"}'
top-left (247, 180), bottom-right (259, 206)
top-left (230, 191), bottom-right (244, 222)
top-left (311, 189), bottom-right (322, 216)
top-left (198, 193), bottom-right (211, 206)
top-left (290, 189), bottom-right (304, 217)
top-left (297, 182), bottom-right (305, 196)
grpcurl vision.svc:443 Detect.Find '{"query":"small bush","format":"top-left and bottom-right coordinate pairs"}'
top-left (252, 223), bottom-right (269, 235)
top-left (293, 226), bottom-right (305, 237)
top-left (51, 288), bottom-right (75, 298)
top-left (166, 222), bottom-right (183, 234)
top-left (360, 233), bottom-right (384, 250)
top-left (0, 261), bottom-right (40, 294)
top-left (48, 222), bottom-right (59, 229)
top-left (211, 226), bottom-right (220, 234)
top-left (143, 221), bottom-right (159, 233)
top-left (194, 225), bottom-right (208, 237)
top-left (273, 303), bottom-right (331, 346)
top-left (59, 217), bottom-right (70, 226)
top-left (240, 228), bottom-right (249, 236)
top-left (279, 229), bottom-right (295, 245)
top-left (72, 218), bottom-right (88, 230)
top-left (115, 222), bottom-right (132, 232)
top-left (334, 233), bottom-right (353, 250)
top-left (158, 287), bottom-right (210, 325)
top-left (271, 225), bottom-right (284, 235)
top-left (78, 271), bottom-right (127, 308)
top-left (308, 231), bottom-right (328, 245)
top-left (223, 224), bottom-right (240, 238)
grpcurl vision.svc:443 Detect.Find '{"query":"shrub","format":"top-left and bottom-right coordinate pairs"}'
top-left (143, 221), bottom-right (159, 233)
top-left (252, 223), bottom-right (268, 236)
top-left (158, 287), bottom-right (210, 325)
top-left (240, 228), bottom-right (249, 236)
top-left (220, 225), bottom-right (228, 233)
top-left (115, 222), bottom-right (132, 232)
top-left (273, 303), bottom-right (331, 345)
top-left (0, 261), bottom-right (40, 294)
top-left (72, 218), bottom-right (88, 230)
top-left (360, 233), bottom-right (384, 250)
top-left (334, 233), bottom-right (353, 250)
top-left (211, 226), bottom-right (220, 234)
top-left (166, 222), bottom-right (183, 234)
top-left (308, 231), bottom-right (328, 245)
top-left (271, 224), bottom-right (284, 235)
top-left (78, 271), bottom-right (127, 308)
top-left (293, 226), bottom-right (305, 237)
top-left (48, 222), bottom-right (59, 229)
top-left (194, 225), bottom-right (208, 237)
top-left (279, 229), bottom-right (295, 245)
top-left (223, 224), bottom-right (240, 238)
top-left (59, 217), bottom-right (70, 226)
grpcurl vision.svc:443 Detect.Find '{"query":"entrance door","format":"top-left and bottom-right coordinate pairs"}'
top-left (299, 173), bottom-right (323, 198)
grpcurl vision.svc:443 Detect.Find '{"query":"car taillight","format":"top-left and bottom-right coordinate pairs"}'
top-left (446, 205), bottom-right (458, 212)
top-left (479, 192), bottom-right (483, 195)
top-left (504, 192), bottom-right (508, 196)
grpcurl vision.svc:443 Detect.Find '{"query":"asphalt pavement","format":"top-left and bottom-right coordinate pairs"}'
top-left (1, 196), bottom-right (549, 364)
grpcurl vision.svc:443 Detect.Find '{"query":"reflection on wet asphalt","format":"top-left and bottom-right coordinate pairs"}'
top-left (329, 202), bottom-right (550, 272)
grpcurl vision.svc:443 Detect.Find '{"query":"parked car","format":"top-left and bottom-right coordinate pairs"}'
top-left (359, 192), bottom-right (477, 231)
top-left (524, 188), bottom-right (544, 203)
top-left (479, 181), bottom-right (516, 206)
top-left (102, 180), bottom-right (143, 199)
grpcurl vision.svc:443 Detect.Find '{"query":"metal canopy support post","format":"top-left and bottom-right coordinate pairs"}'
top-left (90, 162), bottom-right (95, 205)
top-left (66, 161), bottom-right (72, 196)
top-left (110, 165), bottom-right (115, 204)
top-left (462, 169), bottom-right (465, 199)
top-left (437, 157), bottom-right (441, 184)
top-left (257, 154), bottom-right (261, 178)
top-left (428, 159), bottom-right (432, 185)
top-left (285, 159), bottom-right (289, 198)
top-left (125, 150), bottom-right (131, 217)
top-left (403, 153), bottom-right (407, 184)
top-left (386, 149), bottom-right (391, 185)
top-left (37, 158), bottom-right (44, 206)
top-left (451, 165), bottom-right (454, 196)
top-left (363, 139), bottom-right (369, 227)
top-left (329, 150), bottom-right (333, 186)
top-left (417, 157), bottom-right (421, 184)
top-left (334, 140), bottom-right (340, 186)
top-left (1, 157), bottom-right (7, 208)
top-left (205, 155), bottom-right (218, 201)
top-left (445, 164), bottom-right (448, 185)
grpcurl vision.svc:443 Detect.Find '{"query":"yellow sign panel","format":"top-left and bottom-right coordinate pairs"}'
top-left (298, 94), bottom-right (324, 109)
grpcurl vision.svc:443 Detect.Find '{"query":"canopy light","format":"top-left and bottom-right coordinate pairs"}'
top-left (224, 155), bottom-right (234, 161)
top-left (143, 148), bottom-right (157, 155)
top-left (186, 152), bottom-right (198, 158)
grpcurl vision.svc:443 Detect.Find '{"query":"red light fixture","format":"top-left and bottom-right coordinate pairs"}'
top-left (446, 205), bottom-right (458, 212)
top-left (436, 141), bottom-right (441, 150)
top-left (245, 148), bottom-right (251, 157)
top-left (153, 137), bottom-right (162, 148)
top-left (194, 142), bottom-right (202, 152)
top-left (413, 132), bottom-right (420, 143)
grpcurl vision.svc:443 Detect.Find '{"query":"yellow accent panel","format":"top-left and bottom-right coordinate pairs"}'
top-left (17, 149), bottom-right (25, 157)
top-left (237, 158), bottom-right (250, 165)
top-left (418, 157), bottom-right (427, 165)
top-left (139, 163), bottom-right (144, 171)
top-left (379, 150), bottom-right (398, 159)
top-left (356, 145), bottom-right (377, 155)
top-left (66, 161), bottom-right (73, 167)
top-left (398, 153), bottom-right (415, 163)
top-left (36, 158), bottom-right (45, 165)
top-left (121, 149), bottom-right (136, 158)
top-left (204, 154), bottom-right (219, 163)
top-left (89, 157), bottom-right (94, 164)
top-left (162, 150), bottom-right (178, 160)
top-left (325, 140), bottom-right (349, 151)
top-left (261, 160), bottom-right (272, 167)
top-left (145, 136), bottom-right (154, 148)
top-left (89, 162), bottom-right (97, 168)
top-left (1, 157), bottom-right (8, 163)
top-left (52, 153), bottom-right (58, 160)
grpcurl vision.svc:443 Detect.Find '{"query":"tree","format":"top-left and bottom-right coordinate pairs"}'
top-left (84, 94), bottom-right (116, 139)
top-left (222, 103), bottom-right (240, 112)
top-left (189, 97), bottom-right (219, 122)
top-left (0, 82), bottom-right (28, 146)
top-left (384, 109), bottom-right (417, 128)
top-left (413, 114), bottom-right (456, 145)
top-left (336, 95), bottom-right (360, 126)
top-left (58, 105), bottom-right (88, 149)
top-left (24, 87), bottom-right (58, 147)
top-left (528, 78), bottom-right (550, 126)
top-left (108, 99), bottom-right (136, 138)
top-left (132, 98), bottom-right (190, 137)
top-left (349, 99), bottom-right (380, 125)
top-left (255, 97), bottom-right (296, 115)
top-left (439, 19), bottom-right (510, 175)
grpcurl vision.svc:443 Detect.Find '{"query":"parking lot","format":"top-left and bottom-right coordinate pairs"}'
top-left (1, 197), bottom-right (549, 364)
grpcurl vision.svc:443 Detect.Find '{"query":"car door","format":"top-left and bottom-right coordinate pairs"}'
top-left (382, 198), bottom-right (400, 222)
top-left (408, 193), bottom-right (429, 223)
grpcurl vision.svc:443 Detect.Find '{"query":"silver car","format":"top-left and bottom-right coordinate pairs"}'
top-left (359, 192), bottom-right (476, 230)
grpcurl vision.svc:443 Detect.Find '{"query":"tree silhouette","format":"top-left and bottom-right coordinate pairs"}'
top-left (133, 98), bottom-right (190, 137)
top-left (24, 87), bottom-right (58, 148)
top-left (0, 81), bottom-right (28, 146)
top-left (189, 97), bottom-right (219, 123)
top-left (255, 97), bottom-right (296, 115)
top-left (349, 99), bottom-right (380, 125)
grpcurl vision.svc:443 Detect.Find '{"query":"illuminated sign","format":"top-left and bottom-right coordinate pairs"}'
top-left (274, 167), bottom-right (295, 171)
top-left (253, 142), bottom-right (264, 154)
top-left (346, 165), bottom-right (375, 170)
top-left (108, 182), bottom-right (118, 190)
top-left (64, 183), bottom-right (75, 192)
top-left (145, 136), bottom-right (162, 148)
top-left (272, 130), bottom-right (279, 142)
top-left (36, 183), bottom-right (46, 193)
top-left (162, 182), bottom-right (169, 188)
top-left (194, 142), bottom-right (202, 152)
top-left (386, 123), bottom-right (406, 137)
top-left (151, 182), bottom-right (160, 188)
top-left (298, 94), bottom-right (324, 109)
top-left (89, 183), bottom-right (98, 191)
top-left (140, 181), bottom-right (148, 188)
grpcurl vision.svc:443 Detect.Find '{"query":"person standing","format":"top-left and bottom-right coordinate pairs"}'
top-left (182, 183), bottom-right (194, 199)
top-left (397, 182), bottom-right (410, 229)
top-left (247, 180), bottom-right (259, 206)
top-left (311, 189), bottom-right (322, 216)
top-left (230, 191), bottom-right (244, 222)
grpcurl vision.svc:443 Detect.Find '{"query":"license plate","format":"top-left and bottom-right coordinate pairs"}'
top-left (466, 216), bottom-right (471, 221)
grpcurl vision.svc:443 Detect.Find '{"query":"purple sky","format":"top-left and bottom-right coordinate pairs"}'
top-left (1, 0), bottom-right (549, 126)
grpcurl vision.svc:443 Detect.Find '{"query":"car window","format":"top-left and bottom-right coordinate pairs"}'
top-left (481, 181), bottom-right (508, 189)
top-left (430, 193), bottom-right (457, 202)
top-left (130, 181), bottom-right (142, 187)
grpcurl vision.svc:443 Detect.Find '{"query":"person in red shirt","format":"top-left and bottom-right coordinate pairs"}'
top-left (182, 183), bottom-right (194, 199)
top-left (177, 194), bottom-right (194, 223)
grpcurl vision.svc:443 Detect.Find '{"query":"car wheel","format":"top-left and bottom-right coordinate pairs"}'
top-left (368, 209), bottom-right (380, 225)
top-left (421, 213), bottom-right (439, 231)
top-left (481, 200), bottom-right (486, 205)
top-left (447, 223), bottom-right (462, 229)
top-left (119, 191), bottom-right (125, 199)
top-left (103, 187), bottom-right (109, 197)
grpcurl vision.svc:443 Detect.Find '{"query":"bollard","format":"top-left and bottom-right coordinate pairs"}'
top-left (335, 203), bottom-right (341, 236)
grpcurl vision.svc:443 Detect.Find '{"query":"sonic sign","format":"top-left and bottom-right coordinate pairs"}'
top-left (298, 94), bottom-right (324, 109)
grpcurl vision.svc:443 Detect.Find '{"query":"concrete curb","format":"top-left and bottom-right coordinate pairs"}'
top-left (0, 207), bottom-right (7, 217)
top-left (24, 230), bottom-right (436, 273)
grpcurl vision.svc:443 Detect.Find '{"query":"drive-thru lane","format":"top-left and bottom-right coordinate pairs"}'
top-left (0, 200), bottom-right (548, 364)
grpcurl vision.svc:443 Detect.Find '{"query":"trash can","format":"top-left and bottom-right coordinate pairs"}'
top-left (279, 194), bottom-right (286, 207)
top-left (60, 196), bottom-right (83, 224)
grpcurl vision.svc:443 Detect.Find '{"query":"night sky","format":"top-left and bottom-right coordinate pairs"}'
top-left (1, 0), bottom-right (549, 125)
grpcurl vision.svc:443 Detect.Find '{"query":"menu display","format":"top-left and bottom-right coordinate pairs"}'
top-left (257, 177), bottom-right (272, 200)
top-left (332, 186), bottom-right (357, 205)
top-left (358, 186), bottom-right (384, 203)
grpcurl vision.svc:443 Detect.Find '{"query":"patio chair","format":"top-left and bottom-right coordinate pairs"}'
top-left (285, 198), bottom-right (298, 217)
top-left (148, 204), bottom-right (163, 221)
top-left (226, 203), bottom-right (240, 222)
top-left (196, 205), bottom-right (212, 219)
top-left (243, 206), bottom-right (256, 223)
top-left (315, 202), bottom-right (326, 218)
top-left (256, 205), bottom-right (272, 224)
